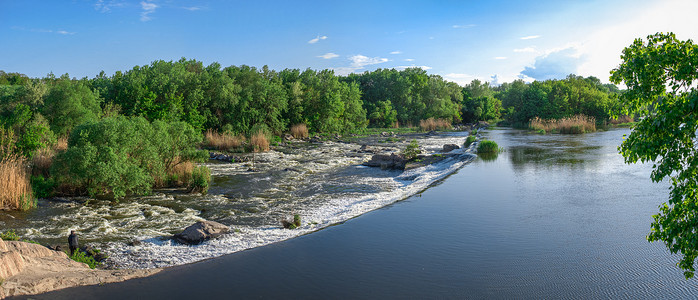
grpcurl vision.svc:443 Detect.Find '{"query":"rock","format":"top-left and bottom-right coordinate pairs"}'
top-left (173, 220), bottom-right (230, 245)
top-left (127, 240), bottom-right (142, 246)
top-left (283, 133), bottom-right (294, 141)
top-left (442, 144), bottom-right (460, 152)
top-left (358, 145), bottom-right (378, 153)
top-left (362, 153), bottom-right (407, 170)
top-left (0, 239), bottom-right (161, 298)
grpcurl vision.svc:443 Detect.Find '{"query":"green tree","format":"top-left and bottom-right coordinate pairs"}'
top-left (43, 77), bottom-right (101, 136)
top-left (610, 32), bottom-right (698, 278)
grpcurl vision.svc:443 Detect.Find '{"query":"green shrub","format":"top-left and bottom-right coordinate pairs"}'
top-left (293, 214), bottom-right (301, 227)
top-left (470, 129), bottom-right (478, 136)
top-left (0, 230), bottom-right (19, 241)
top-left (477, 140), bottom-right (501, 154)
top-left (70, 250), bottom-right (101, 269)
top-left (188, 166), bottom-right (211, 194)
top-left (51, 116), bottom-right (206, 199)
top-left (465, 136), bottom-right (476, 147)
top-left (31, 175), bottom-right (55, 198)
top-left (402, 139), bottom-right (421, 160)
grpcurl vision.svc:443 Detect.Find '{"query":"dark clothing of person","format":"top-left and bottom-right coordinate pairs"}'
top-left (68, 232), bottom-right (79, 256)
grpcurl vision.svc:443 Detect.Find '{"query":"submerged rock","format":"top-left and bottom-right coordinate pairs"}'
top-left (173, 220), bottom-right (230, 245)
top-left (363, 153), bottom-right (407, 170)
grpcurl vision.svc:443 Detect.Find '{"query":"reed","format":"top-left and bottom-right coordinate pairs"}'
top-left (290, 123), bottom-right (309, 139)
top-left (419, 118), bottom-right (452, 131)
top-left (530, 114), bottom-right (596, 134)
top-left (608, 115), bottom-right (634, 125)
top-left (204, 129), bottom-right (245, 150)
top-left (250, 132), bottom-right (270, 152)
top-left (165, 160), bottom-right (194, 187)
top-left (0, 154), bottom-right (35, 210)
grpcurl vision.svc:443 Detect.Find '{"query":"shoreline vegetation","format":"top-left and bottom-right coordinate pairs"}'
top-left (0, 61), bottom-right (622, 210)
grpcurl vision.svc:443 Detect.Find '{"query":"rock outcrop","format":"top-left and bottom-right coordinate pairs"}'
top-left (173, 220), bottom-right (230, 245)
top-left (0, 238), bottom-right (159, 298)
top-left (441, 144), bottom-right (460, 152)
top-left (362, 153), bottom-right (407, 170)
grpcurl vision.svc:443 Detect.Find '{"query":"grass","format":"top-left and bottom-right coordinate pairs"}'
top-left (204, 129), bottom-right (245, 151)
top-left (465, 136), bottom-right (476, 147)
top-left (290, 124), bottom-right (309, 139)
top-left (477, 140), bottom-right (501, 154)
top-left (0, 154), bottom-right (35, 211)
top-left (419, 118), bottom-right (452, 131)
top-left (530, 114), bottom-right (596, 134)
top-left (250, 132), bottom-right (270, 152)
top-left (1, 230), bottom-right (20, 241)
top-left (188, 165), bottom-right (211, 194)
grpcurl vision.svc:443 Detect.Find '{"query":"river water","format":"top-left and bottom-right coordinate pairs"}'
top-left (33, 127), bottom-right (698, 299)
top-left (0, 131), bottom-right (474, 269)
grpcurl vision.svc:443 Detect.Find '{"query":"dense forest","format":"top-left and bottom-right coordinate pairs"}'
top-left (0, 58), bottom-right (624, 208)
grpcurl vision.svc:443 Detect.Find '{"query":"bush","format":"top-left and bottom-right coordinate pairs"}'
top-left (0, 230), bottom-right (20, 241)
top-left (70, 250), bottom-right (101, 269)
top-left (293, 214), bottom-right (301, 227)
top-left (530, 115), bottom-right (596, 134)
top-left (465, 136), bottom-right (476, 147)
top-left (477, 140), bottom-right (500, 154)
top-left (290, 124), bottom-right (309, 139)
top-left (419, 118), bottom-right (452, 131)
top-left (402, 139), bottom-right (421, 160)
top-left (0, 154), bottom-right (35, 210)
top-left (188, 165), bottom-right (211, 194)
top-left (51, 116), bottom-right (206, 199)
top-left (204, 129), bottom-right (244, 151)
top-left (31, 175), bottom-right (55, 198)
top-left (250, 132), bottom-right (270, 152)
top-left (470, 129), bottom-right (478, 136)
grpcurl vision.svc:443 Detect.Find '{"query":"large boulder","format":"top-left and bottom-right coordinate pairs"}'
top-left (442, 144), bottom-right (460, 152)
top-left (362, 153), bottom-right (407, 170)
top-left (173, 220), bottom-right (230, 245)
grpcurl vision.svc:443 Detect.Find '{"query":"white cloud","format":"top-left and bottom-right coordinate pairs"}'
top-left (11, 26), bottom-right (76, 35)
top-left (443, 73), bottom-right (480, 86)
top-left (452, 24), bottom-right (475, 29)
top-left (494, 57), bottom-right (507, 60)
top-left (94, 0), bottom-right (124, 13)
top-left (395, 65), bottom-right (432, 71)
top-left (182, 6), bottom-right (203, 11)
top-left (390, 51), bottom-right (402, 55)
top-left (318, 53), bottom-right (339, 59)
top-left (140, 1), bottom-right (158, 21)
top-left (333, 54), bottom-right (389, 75)
top-left (308, 35), bottom-right (328, 44)
top-left (349, 55), bottom-right (388, 68)
top-left (404, 58), bottom-right (414, 62)
top-left (520, 35), bottom-right (540, 40)
top-left (56, 30), bottom-right (76, 35)
top-left (514, 47), bottom-right (536, 53)
top-left (520, 46), bottom-right (584, 80)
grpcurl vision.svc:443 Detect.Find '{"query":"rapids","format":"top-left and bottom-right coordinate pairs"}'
top-left (0, 131), bottom-right (476, 269)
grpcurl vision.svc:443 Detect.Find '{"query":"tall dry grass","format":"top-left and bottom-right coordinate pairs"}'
top-left (165, 160), bottom-right (194, 187)
top-left (530, 115), bottom-right (596, 134)
top-left (290, 124), bottom-right (309, 139)
top-left (250, 132), bottom-right (270, 152)
top-left (0, 154), bottom-right (35, 210)
top-left (204, 129), bottom-right (245, 151)
top-left (419, 118), bottom-right (452, 131)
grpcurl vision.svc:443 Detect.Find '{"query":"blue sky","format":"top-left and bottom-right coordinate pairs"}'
top-left (1, 0), bottom-right (697, 85)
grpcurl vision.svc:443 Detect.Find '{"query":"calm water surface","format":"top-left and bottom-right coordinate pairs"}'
top-left (34, 128), bottom-right (698, 299)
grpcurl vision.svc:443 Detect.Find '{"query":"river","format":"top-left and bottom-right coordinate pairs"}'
top-left (27, 127), bottom-right (698, 299)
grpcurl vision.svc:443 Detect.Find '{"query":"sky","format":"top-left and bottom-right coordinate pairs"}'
top-left (1, 0), bottom-right (698, 86)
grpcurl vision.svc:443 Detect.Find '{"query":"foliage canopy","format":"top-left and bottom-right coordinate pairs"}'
top-left (610, 32), bottom-right (698, 278)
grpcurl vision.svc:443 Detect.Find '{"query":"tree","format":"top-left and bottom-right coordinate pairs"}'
top-left (610, 32), bottom-right (698, 278)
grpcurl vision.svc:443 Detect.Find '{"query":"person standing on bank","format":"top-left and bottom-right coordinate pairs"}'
top-left (68, 230), bottom-right (78, 256)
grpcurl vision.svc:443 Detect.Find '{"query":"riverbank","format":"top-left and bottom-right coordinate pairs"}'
top-left (0, 238), bottom-right (159, 298)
